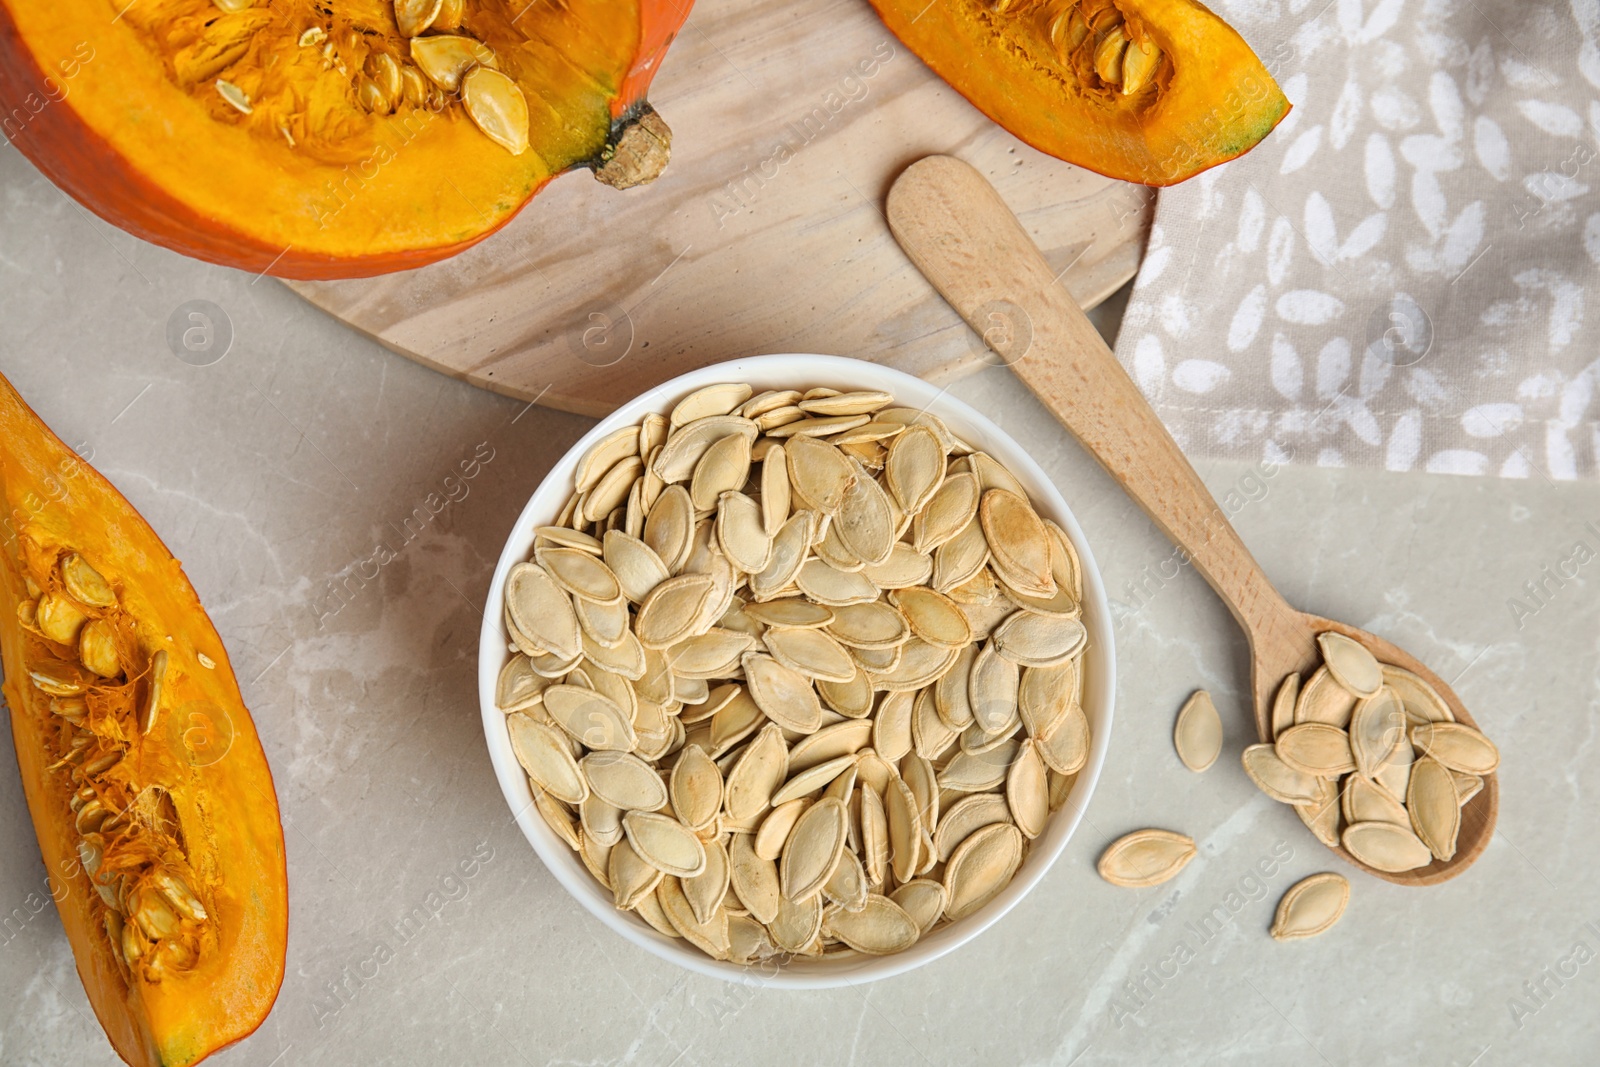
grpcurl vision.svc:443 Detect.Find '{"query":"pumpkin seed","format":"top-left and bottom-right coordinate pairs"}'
top-left (933, 517), bottom-right (990, 592)
top-left (506, 563), bottom-right (581, 662)
top-left (1383, 665), bottom-right (1454, 725)
top-left (1349, 687), bottom-right (1405, 779)
top-left (669, 744), bottom-right (722, 830)
top-left (788, 720), bottom-right (874, 774)
top-left (781, 797), bottom-right (848, 901)
top-left (944, 822), bottom-right (1024, 919)
top-left (1006, 740), bottom-right (1049, 839)
top-left (1410, 722), bottom-right (1500, 774)
top-left (937, 740), bottom-right (1019, 792)
top-left (1275, 723), bottom-right (1356, 778)
top-left (1317, 632), bottom-right (1383, 697)
top-left (825, 602), bottom-right (907, 650)
top-left (724, 723), bottom-right (789, 820)
top-left (1295, 778), bottom-right (1341, 848)
top-left (890, 879), bottom-right (947, 934)
top-left (728, 832), bottom-right (781, 923)
top-left (754, 797), bottom-right (808, 861)
top-left (1407, 756), bottom-right (1461, 861)
top-left (834, 460), bottom-right (896, 565)
top-left (744, 597), bottom-right (833, 629)
top-left (1342, 820), bottom-right (1432, 872)
top-left (991, 611), bottom-right (1086, 667)
top-left (683, 840), bottom-right (731, 924)
top-left (543, 685), bottom-right (636, 752)
top-left (891, 586), bottom-right (972, 649)
top-left (822, 894), bottom-right (918, 954)
top-left (1374, 737), bottom-right (1414, 800)
top-left (1036, 703), bottom-right (1090, 775)
top-left (750, 512), bottom-right (813, 600)
top-left (580, 794), bottom-right (625, 848)
top-left (760, 443), bottom-right (791, 535)
top-left (60, 554), bottom-right (116, 608)
top-left (633, 574), bottom-right (715, 650)
top-left (79, 620), bottom-right (121, 679)
top-left (623, 811), bottom-right (707, 878)
top-left (1241, 743), bottom-right (1323, 805)
top-left (968, 641), bottom-right (1019, 733)
top-left (581, 751), bottom-right (667, 811)
top-left (1343, 775), bottom-right (1409, 827)
top-left (979, 490), bottom-right (1054, 598)
top-left (1295, 666), bottom-right (1358, 728)
top-left (672, 383), bottom-right (753, 427)
top-left (508, 714), bottom-right (587, 805)
top-left (767, 892), bottom-right (823, 953)
top-left (533, 789), bottom-right (581, 851)
top-left (861, 544), bottom-right (934, 589)
top-left (795, 559), bottom-right (878, 606)
top-left (770, 754), bottom-right (858, 807)
top-left (1173, 690), bottom-right (1222, 772)
top-left (411, 34), bottom-right (497, 93)
top-left (1096, 829), bottom-right (1196, 888)
top-left (883, 772), bottom-right (923, 883)
top-left (574, 427), bottom-right (640, 493)
top-left (817, 669), bottom-right (874, 718)
top-left (657, 876), bottom-right (729, 959)
top-left (1451, 769), bottom-right (1484, 806)
top-left (1270, 672), bottom-right (1300, 739)
top-left (584, 457), bottom-right (641, 524)
top-left (609, 839), bottom-right (664, 909)
top-left (1269, 872), bottom-right (1349, 941)
top-left (823, 846), bottom-right (870, 912)
top-left (741, 653), bottom-right (823, 733)
top-left (873, 690), bottom-right (914, 761)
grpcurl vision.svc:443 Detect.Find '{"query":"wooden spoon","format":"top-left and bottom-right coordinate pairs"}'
top-left (886, 156), bottom-right (1496, 885)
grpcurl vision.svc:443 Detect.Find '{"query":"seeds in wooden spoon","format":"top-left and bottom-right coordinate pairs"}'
top-left (1269, 873), bottom-right (1350, 941)
top-left (1173, 689), bottom-right (1222, 772)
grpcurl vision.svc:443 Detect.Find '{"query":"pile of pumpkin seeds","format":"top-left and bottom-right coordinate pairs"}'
top-left (1244, 632), bottom-right (1498, 874)
top-left (496, 382), bottom-right (1092, 962)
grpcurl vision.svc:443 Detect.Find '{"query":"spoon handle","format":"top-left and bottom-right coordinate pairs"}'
top-left (886, 156), bottom-right (1291, 639)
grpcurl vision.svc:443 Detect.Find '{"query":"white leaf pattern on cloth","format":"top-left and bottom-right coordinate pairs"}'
top-left (1110, 1), bottom-right (1600, 478)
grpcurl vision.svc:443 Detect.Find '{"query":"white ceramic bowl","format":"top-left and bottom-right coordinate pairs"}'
top-left (479, 354), bottom-right (1114, 988)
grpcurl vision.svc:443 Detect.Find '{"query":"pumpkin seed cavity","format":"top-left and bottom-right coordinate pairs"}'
top-left (13, 540), bottom-right (210, 982)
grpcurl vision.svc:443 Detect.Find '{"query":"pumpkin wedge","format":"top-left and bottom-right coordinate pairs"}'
top-left (0, 372), bottom-right (287, 1067)
top-left (0, 0), bottom-right (690, 278)
top-left (868, 0), bottom-right (1289, 185)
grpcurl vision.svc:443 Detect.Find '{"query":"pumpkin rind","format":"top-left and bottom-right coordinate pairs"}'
top-left (0, 372), bottom-right (288, 1067)
top-left (0, 0), bottom-right (691, 278)
top-left (866, 0), bottom-right (1289, 186)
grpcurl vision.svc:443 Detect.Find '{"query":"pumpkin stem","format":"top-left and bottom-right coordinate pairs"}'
top-left (593, 105), bottom-right (672, 190)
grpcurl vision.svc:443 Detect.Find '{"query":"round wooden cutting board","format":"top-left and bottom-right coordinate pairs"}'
top-left (284, 0), bottom-right (1154, 418)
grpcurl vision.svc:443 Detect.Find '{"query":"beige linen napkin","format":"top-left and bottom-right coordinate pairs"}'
top-left (1116, 0), bottom-right (1600, 479)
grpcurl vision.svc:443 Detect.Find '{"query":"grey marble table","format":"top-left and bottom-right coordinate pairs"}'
top-left (2, 144), bottom-right (1598, 1067)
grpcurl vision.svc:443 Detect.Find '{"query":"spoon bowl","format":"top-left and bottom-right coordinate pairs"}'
top-left (886, 154), bottom-right (1498, 885)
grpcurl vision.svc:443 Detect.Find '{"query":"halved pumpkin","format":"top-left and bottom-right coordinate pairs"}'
top-left (0, 371), bottom-right (287, 1067)
top-left (868, 0), bottom-right (1289, 186)
top-left (0, 0), bottom-right (691, 278)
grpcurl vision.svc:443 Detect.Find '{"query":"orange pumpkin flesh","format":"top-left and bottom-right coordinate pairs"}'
top-left (0, 372), bottom-right (287, 1067)
top-left (0, 0), bottom-right (690, 278)
top-left (867, 0), bottom-right (1289, 186)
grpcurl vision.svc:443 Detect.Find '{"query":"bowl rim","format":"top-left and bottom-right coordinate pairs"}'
top-left (478, 354), bottom-right (1115, 989)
